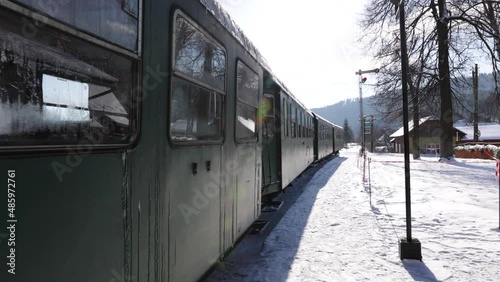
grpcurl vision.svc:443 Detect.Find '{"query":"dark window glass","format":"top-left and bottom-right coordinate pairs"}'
top-left (262, 95), bottom-right (274, 140)
top-left (291, 106), bottom-right (296, 138)
top-left (174, 14), bottom-right (226, 93)
top-left (236, 62), bottom-right (259, 142)
top-left (170, 12), bottom-right (225, 144)
top-left (305, 118), bottom-right (308, 138)
top-left (237, 62), bottom-right (258, 107)
top-left (284, 99), bottom-right (288, 137)
top-left (309, 118), bottom-right (311, 138)
top-left (236, 103), bottom-right (256, 141)
top-left (288, 103), bottom-right (292, 138)
top-left (14, 0), bottom-right (139, 51)
top-left (301, 112), bottom-right (304, 138)
top-left (170, 77), bottom-right (223, 142)
top-left (305, 117), bottom-right (308, 138)
top-left (0, 8), bottom-right (137, 148)
top-left (297, 110), bottom-right (302, 138)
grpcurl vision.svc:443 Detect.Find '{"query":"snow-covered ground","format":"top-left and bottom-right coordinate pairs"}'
top-left (208, 146), bottom-right (500, 281)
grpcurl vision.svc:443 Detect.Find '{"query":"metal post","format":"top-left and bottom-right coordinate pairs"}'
top-left (368, 157), bottom-right (372, 205)
top-left (473, 64), bottom-right (479, 141)
top-left (394, 0), bottom-right (422, 260)
top-left (399, 1), bottom-right (412, 243)
top-left (355, 69), bottom-right (380, 152)
top-left (358, 72), bottom-right (364, 150)
top-left (362, 115), bottom-right (366, 182)
top-left (371, 115), bottom-right (375, 153)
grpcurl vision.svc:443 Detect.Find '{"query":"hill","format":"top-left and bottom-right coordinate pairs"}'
top-left (311, 96), bottom-right (388, 136)
top-left (312, 73), bottom-right (498, 136)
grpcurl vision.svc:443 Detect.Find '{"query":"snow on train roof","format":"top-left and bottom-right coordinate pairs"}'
top-left (199, 0), bottom-right (310, 111)
top-left (332, 123), bottom-right (344, 130)
top-left (311, 112), bottom-right (341, 129)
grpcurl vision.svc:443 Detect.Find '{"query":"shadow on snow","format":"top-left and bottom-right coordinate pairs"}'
top-left (205, 155), bottom-right (346, 282)
top-left (402, 260), bottom-right (439, 282)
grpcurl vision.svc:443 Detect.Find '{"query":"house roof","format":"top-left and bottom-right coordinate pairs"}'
top-left (389, 116), bottom-right (438, 138)
top-left (389, 115), bottom-right (469, 138)
top-left (454, 122), bottom-right (500, 141)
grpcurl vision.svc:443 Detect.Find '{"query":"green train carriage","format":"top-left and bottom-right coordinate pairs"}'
top-left (0, 1), bottom-right (341, 281)
top-left (261, 71), bottom-right (315, 198)
top-left (313, 113), bottom-right (335, 161)
top-left (333, 123), bottom-right (345, 154)
top-left (0, 0), bottom-right (265, 281)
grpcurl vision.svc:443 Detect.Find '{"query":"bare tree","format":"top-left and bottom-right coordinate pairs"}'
top-left (361, 0), bottom-right (500, 158)
top-left (445, 1), bottom-right (500, 100)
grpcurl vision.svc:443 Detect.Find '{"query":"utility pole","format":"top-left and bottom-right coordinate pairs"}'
top-left (473, 64), bottom-right (479, 141)
top-left (355, 68), bottom-right (379, 152)
top-left (371, 115), bottom-right (375, 153)
top-left (390, 0), bottom-right (422, 261)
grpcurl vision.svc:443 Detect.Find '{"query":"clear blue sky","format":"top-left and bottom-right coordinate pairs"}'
top-left (219, 0), bottom-right (377, 108)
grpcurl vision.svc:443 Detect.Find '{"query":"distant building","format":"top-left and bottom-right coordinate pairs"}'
top-left (454, 121), bottom-right (500, 144)
top-left (389, 116), bottom-right (466, 154)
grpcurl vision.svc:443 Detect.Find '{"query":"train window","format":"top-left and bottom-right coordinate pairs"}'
top-left (283, 98), bottom-right (288, 138)
top-left (14, 0), bottom-right (140, 51)
top-left (236, 61), bottom-right (259, 142)
top-left (295, 108), bottom-right (299, 138)
top-left (173, 13), bottom-right (226, 93)
top-left (170, 78), bottom-right (223, 142)
top-left (302, 113), bottom-right (305, 138)
top-left (306, 116), bottom-right (308, 138)
top-left (262, 94), bottom-right (274, 140)
top-left (298, 110), bottom-right (300, 138)
top-left (310, 118), bottom-right (312, 138)
top-left (305, 116), bottom-right (308, 138)
top-left (311, 119), bottom-right (313, 138)
top-left (286, 102), bottom-right (290, 138)
top-left (170, 11), bottom-right (226, 144)
top-left (308, 117), bottom-right (311, 138)
top-left (298, 111), bottom-right (301, 138)
top-left (303, 114), bottom-right (306, 138)
top-left (0, 8), bottom-right (138, 149)
top-left (306, 117), bottom-right (308, 138)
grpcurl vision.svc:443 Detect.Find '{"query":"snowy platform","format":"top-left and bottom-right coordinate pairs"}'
top-left (206, 147), bottom-right (500, 281)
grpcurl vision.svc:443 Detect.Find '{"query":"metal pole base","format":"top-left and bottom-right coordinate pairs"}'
top-left (399, 238), bottom-right (422, 261)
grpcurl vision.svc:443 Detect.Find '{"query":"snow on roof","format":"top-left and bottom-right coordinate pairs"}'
top-left (389, 115), bottom-right (439, 138)
top-left (454, 122), bottom-right (500, 141)
top-left (332, 123), bottom-right (343, 130)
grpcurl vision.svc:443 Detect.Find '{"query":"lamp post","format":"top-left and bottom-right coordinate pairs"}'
top-left (355, 68), bottom-right (379, 153)
top-left (390, 0), bottom-right (422, 260)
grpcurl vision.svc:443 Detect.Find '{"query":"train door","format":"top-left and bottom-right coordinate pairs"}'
top-left (313, 115), bottom-right (319, 161)
top-left (332, 127), bottom-right (336, 153)
top-left (166, 11), bottom-right (224, 281)
top-left (230, 60), bottom-right (262, 240)
top-left (262, 93), bottom-right (281, 197)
